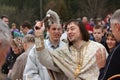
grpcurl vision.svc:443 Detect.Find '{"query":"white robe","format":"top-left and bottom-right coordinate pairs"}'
top-left (37, 40), bottom-right (108, 80)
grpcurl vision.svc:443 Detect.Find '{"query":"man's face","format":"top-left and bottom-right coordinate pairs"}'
top-left (48, 24), bottom-right (62, 42)
top-left (2, 17), bottom-right (9, 25)
top-left (82, 17), bottom-right (88, 23)
top-left (21, 27), bottom-right (27, 35)
top-left (110, 21), bottom-right (120, 42)
top-left (93, 28), bottom-right (103, 42)
top-left (66, 22), bottom-right (82, 43)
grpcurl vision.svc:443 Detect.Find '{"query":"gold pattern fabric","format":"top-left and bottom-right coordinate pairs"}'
top-left (52, 41), bottom-right (106, 80)
top-left (36, 35), bottom-right (108, 80)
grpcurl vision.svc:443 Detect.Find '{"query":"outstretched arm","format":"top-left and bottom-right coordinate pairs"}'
top-left (34, 21), bottom-right (61, 72)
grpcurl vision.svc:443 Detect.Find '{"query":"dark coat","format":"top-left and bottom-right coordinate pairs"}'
top-left (1, 48), bottom-right (20, 74)
top-left (99, 43), bottom-right (120, 80)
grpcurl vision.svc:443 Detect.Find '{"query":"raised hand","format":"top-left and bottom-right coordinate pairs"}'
top-left (95, 48), bottom-right (106, 69)
top-left (34, 21), bottom-right (45, 37)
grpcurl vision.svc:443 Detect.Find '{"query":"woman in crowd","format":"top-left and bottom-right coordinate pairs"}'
top-left (105, 31), bottom-right (117, 54)
top-left (1, 37), bottom-right (24, 74)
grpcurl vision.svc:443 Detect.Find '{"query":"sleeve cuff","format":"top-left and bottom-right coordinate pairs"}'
top-left (35, 34), bottom-right (45, 51)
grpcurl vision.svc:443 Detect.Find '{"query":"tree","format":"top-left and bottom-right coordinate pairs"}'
top-left (1, 0), bottom-right (120, 25)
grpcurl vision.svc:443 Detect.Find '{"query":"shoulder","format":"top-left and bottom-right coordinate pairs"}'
top-left (89, 40), bottom-right (105, 48)
top-left (27, 45), bottom-right (37, 60)
top-left (58, 43), bottom-right (68, 49)
top-left (16, 52), bottom-right (28, 61)
top-left (89, 40), bottom-right (108, 56)
top-left (29, 45), bottom-right (36, 55)
top-left (59, 40), bottom-right (66, 46)
top-left (54, 44), bottom-right (69, 54)
top-left (113, 43), bottom-right (120, 54)
top-left (88, 40), bottom-right (107, 52)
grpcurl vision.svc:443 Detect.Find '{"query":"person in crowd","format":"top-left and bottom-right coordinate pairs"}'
top-left (82, 16), bottom-right (93, 40)
top-left (105, 31), bottom-right (117, 54)
top-left (1, 37), bottom-right (24, 74)
top-left (95, 32), bottom-right (117, 71)
top-left (103, 26), bottom-right (108, 37)
top-left (11, 31), bottom-right (24, 39)
top-left (10, 22), bottom-right (24, 39)
top-left (21, 21), bottom-right (34, 35)
top-left (104, 14), bottom-right (112, 31)
top-left (23, 22), bottom-right (66, 80)
top-left (1, 15), bottom-right (9, 25)
top-left (96, 9), bottom-right (120, 80)
top-left (0, 19), bottom-right (11, 79)
top-left (92, 25), bottom-right (106, 46)
top-left (8, 34), bottom-right (35, 80)
top-left (82, 16), bottom-right (93, 34)
top-left (33, 19), bottom-right (108, 80)
top-left (10, 23), bottom-right (19, 32)
top-left (89, 18), bottom-right (95, 28)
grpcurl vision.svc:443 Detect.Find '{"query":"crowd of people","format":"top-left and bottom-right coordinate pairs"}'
top-left (0, 9), bottom-right (120, 80)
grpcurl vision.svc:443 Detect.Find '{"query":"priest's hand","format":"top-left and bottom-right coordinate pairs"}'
top-left (34, 21), bottom-right (45, 37)
top-left (95, 48), bottom-right (106, 69)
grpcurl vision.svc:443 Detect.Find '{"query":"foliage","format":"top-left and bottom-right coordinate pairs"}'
top-left (0, 0), bottom-right (120, 26)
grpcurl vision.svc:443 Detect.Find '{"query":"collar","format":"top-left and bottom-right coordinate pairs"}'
top-left (46, 39), bottom-right (60, 49)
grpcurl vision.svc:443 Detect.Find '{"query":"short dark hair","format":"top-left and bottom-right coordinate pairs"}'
top-left (1, 15), bottom-right (9, 19)
top-left (93, 25), bottom-right (104, 32)
top-left (65, 19), bottom-right (89, 43)
top-left (106, 31), bottom-right (115, 39)
top-left (21, 21), bottom-right (31, 29)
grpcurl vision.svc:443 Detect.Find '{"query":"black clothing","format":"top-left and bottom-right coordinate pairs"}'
top-left (91, 36), bottom-right (106, 47)
top-left (98, 43), bottom-right (120, 80)
top-left (1, 49), bottom-right (20, 74)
